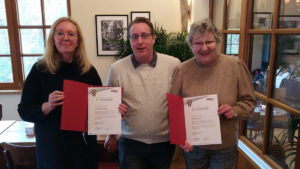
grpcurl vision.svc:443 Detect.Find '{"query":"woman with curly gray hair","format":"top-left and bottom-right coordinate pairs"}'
top-left (170, 19), bottom-right (256, 169)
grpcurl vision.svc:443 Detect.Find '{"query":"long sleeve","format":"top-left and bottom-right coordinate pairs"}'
top-left (170, 65), bottom-right (183, 96)
top-left (232, 60), bottom-right (256, 120)
top-left (88, 66), bottom-right (102, 86)
top-left (106, 65), bottom-right (117, 87)
top-left (18, 64), bottom-right (102, 123)
top-left (18, 64), bottom-right (46, 122)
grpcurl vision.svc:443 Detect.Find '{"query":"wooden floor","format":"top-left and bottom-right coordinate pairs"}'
top-left (170, 147), bottom-right (186, 169)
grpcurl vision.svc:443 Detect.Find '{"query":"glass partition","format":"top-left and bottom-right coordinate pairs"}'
top-left (267, 105), bottom-right (298, 169)
top-left (245, 98), bottom-right (266, 149)
top-left (0, 0), bottom-right (7, 26)
top-left (22, 56), bottom-right (41, 79)
top-left (226, 0), bottom-right (242, 30)
top-left (17, 0), bottom-right (42, 26)
top-left (225, 34), bottom-right (239, 56)
top-left (279, 0), bottom-right (300, 28)
top-left (273, 35), bottom-right (300, 110)
top-left (250, 34), bottom-right (271, 94)
top-left (252, 0), bottom-right (274, 29)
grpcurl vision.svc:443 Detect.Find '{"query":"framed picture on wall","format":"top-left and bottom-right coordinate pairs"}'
top-left (279, 15), bottom-right (300, 28)
top-left (95, 15), bottom-right (128, 56)
top-left (252, 12), bottom-right (272, 29)
top-left (130, 11), bottom-right (150, 22)
top-left (281, 36), bottom-right (300, 54)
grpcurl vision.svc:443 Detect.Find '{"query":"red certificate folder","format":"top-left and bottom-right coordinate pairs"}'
top-left (167, 94), bottom-right (186, 145)
top-left (61, 80), bottom-right (91, 132)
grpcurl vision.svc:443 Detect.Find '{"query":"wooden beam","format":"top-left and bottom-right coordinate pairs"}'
top-left (209, 0), bottom-right (213, 21)
top-left (180, 0), bottom-right (189, 32)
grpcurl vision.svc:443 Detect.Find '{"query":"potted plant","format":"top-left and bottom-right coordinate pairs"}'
top-left (115, 25), bottom-right (194, 62)
top-left (282, 114), bottom-right (299, 167)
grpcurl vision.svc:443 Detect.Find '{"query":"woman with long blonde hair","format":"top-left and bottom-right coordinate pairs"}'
top-left (18, 17), bottom-right (102, 169)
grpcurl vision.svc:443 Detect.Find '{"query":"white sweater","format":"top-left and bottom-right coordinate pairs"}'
top-left (107, 53), bottom-right (180, 144)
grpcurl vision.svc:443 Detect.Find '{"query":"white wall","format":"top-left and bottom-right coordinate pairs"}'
top-left (0, 94), bottom-right (21, 120)
top-left (192, 0), bottom-right (209, 23)
top-left (1, 0), bottom-right (215, 120)
top-left (70, 0), bottom-right (182, 85)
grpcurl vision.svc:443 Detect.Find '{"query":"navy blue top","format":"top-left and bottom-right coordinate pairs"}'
top-left (18, 61), bottom-right (102, 169)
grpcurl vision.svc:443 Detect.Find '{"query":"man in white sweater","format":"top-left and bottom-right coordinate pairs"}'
top-left (104, 17), bottom-right (180, 169)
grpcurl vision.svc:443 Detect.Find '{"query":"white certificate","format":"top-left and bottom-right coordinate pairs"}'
top-left (88, 87), bottom-right (121, 135)
top-left (184, 94), bottom-right (222, 145)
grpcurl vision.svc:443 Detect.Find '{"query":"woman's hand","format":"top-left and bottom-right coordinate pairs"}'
top-left (180, 141), bottom-right (193, 152)
top-left (42, 90), bottom-right (65, 116)
top-left (118, 103), bottom-right (128, 119)
top-left (218, 104), bottom-right (235, 119)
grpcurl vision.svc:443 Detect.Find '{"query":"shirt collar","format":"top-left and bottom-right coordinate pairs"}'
top-left (131, 51), bottom-right (157, 69)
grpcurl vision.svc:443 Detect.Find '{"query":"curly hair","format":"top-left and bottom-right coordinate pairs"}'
top-left (186, 18), bottom-right (222, 48)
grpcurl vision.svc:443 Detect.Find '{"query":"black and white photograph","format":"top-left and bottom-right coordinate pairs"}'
top-left (130, 11), bottom-right (150, 22)
top-left (95, 15), bottom-right (128, 56)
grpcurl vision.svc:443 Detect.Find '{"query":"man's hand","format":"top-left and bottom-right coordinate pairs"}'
top-left (104, 135), bottom-right (118, 153)
top-left (119, 103), bottom-right (128, 119)
top-left (179, 141), bottom-right (193, 152)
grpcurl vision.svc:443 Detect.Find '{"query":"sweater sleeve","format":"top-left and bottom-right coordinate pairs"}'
top-left (18, 64), bottom-right (46, 123)
top-left (106, 65), bottom-right (119, 87)
top-left (170, 65), bottom-right (183, 96)
top-left (232, 60), bottom-right (257, 120)
top-left (89, 66), bottom-right (102, 86)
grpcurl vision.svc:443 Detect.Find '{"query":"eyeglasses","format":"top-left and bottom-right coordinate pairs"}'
top-left (192, 40), bottom-right (216, 47)
top-left (129, 33), bottom-right (152, 40)
top-left (54, 31), bottom-right (77, 40)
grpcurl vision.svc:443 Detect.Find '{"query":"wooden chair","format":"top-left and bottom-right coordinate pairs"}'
top-left (1, 142), bottom-right (36, 169)
top-left (0, 145), bottom-right (8, 169)
top-left (247, 112), bottom-right (264, 140)
top-left (0, 104), bottom-right (2, 120)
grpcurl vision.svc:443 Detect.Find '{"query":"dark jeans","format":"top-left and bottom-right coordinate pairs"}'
top-left (118, 137), bottom-right (175, 169)
top-left (184, 145), bottom-right (237, 169)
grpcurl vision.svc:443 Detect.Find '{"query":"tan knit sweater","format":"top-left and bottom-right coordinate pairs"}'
top-left (170, 54), bottom-right (256, 150)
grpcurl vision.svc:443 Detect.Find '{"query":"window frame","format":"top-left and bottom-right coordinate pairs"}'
top-left (0, 0), bottom-right (71, 90)
top-left (220, 0), bottom-right (300, 168)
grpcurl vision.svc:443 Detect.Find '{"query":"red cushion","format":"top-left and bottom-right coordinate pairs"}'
top-left (98, 162), bottom-right (120, 169)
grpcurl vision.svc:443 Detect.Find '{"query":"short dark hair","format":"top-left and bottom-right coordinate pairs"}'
top-left (128, 17), bottom-right (155, 35)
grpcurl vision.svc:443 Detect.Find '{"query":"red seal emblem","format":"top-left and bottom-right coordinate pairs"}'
top-left (187, 100), bottom-right (192, 107)
top-left (91, 89), bottom-right (97, 96)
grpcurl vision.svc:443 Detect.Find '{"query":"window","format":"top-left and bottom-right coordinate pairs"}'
top-left (225, 34), bottom-right (240, 56)
top-left (0, 0), bottom-right (70, 90)
top-left (220, 0), bottom-right (242, 56)
top-left (234, 0), bottom-right (299, 168)
top-left (220, 0), bottom-right (300, 168)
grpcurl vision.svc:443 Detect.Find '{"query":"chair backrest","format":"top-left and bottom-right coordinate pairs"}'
top-left (0, 145), bottom-right (8, 169)
top-left (2, 142), bottom-right (36, 169)
top-left (0, 104), bottom-right (2, 120)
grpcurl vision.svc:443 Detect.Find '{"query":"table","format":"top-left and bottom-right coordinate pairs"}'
top-left (0, 121), bottom-right (35, 145)
top-left (0, 120), bottom-right (16, 135)
top-left (0, 121), bottom-right (117, 169)
top-left (0, 121), bottom-right (35, 169)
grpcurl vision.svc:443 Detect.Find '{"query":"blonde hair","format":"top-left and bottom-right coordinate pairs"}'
top-left (38, 17), bottom-right (91, 74)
